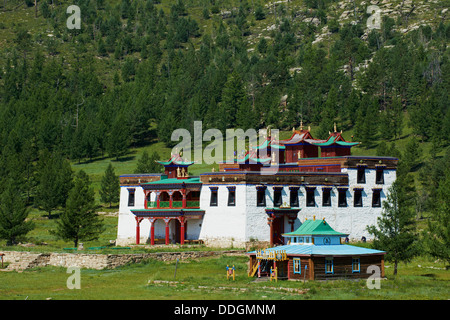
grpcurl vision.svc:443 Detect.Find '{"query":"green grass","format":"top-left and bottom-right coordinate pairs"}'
top-left (0, 255), bottom-right (448, 300)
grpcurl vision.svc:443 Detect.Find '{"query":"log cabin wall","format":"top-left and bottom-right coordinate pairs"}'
top-left (312, 255), bottom-right (384, 280)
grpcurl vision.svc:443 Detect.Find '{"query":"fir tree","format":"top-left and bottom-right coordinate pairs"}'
top-left (367, 181), bottom-right (418, 275)
top-left (54, 170), bottom-right (104, 247)
top-left (35, 150), bottom-right (73, 218)
top-left (0, 183), bottom-right (35, 245)
top-left (134, 150), bottom-right (161, 174)
top-left (100, 163), bottom-right (119, 208)
top-left (422, 166), bottom-right (450, 266)
top-left (106, 114), bottom-right (130, 160)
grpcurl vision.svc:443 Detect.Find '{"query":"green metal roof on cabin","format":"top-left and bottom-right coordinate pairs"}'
top-left (283, 219), bottom-right (348, 237)
top-left (141, 177), bottom-right (201, 185)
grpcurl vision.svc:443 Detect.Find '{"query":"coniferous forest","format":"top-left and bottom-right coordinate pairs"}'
top-left (0, 0), bottom-right (449, 260)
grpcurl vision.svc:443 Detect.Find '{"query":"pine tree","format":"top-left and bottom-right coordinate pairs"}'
top-left (35, 150), bottom-right (73, 218)
top-left (134, 150), bottom-right (161, 174)
top-left (106, 114), bottom-right (130, 160)
top-left (0, 183), bottom-right (35, 245)
top-left (100, 163), bottom-right (119, 208)
top-left (422, 165), bottom-right (450, 266)
top-left (367, 181), bottom-right (418, 275)
top-left (54, 170), bottom-right (104, 247)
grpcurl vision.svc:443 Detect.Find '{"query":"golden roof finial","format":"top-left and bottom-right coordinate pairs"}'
top-left (300, 119), bottom-right (303, 131)
top-left (334, 122), bottom-right (337, 132)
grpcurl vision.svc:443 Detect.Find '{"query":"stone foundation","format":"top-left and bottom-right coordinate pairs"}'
top-left (1, 250), bottom-right (243, 271)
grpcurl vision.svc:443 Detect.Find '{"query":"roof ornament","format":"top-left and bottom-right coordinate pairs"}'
top-left (334, 122), bottom-right (337, 132)
top-left (300, 119), bottom-right (303, 131)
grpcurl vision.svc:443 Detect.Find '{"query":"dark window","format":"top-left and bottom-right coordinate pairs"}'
top-left (257, 188), bottom-right (266, 207)
top-left (227, 188), bottom-right (236, 206)
top-left (210, 188), bottom-right (218, 206)
top-left (372, 189), bottom-right (381, 207)
top-left (322, 188), bottom-right (331, 207)
top-left (128, 190), bottom-right (135, 207)
top-left (338, 189), bottom-right (347, 207)
top-left (146, 193), bottom-right (151, 202)
top-left (354, 189), bottom-right (363, 207)
top-left (274, 188), bottom-right (282, 207)
top-left (376, 169), bottom-right (384, 184)
top-left (306, 188), bottom-right (315, 207)
top-left (290, 188), bottom-right (299, 207)
top-left (357, 167), bottom-right (366, 184)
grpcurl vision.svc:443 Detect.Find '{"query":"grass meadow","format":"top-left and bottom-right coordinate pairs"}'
top-left (0, 254), bottom-right (448, 300)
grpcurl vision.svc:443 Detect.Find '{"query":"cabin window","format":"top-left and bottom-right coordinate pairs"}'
top-left (325, 257), bottom-right (334, 274)
top-left (256, 188), bottom-right (266, 207)
top-left (289, 188), bottom-right (299, 207)
top-left (306, 188), bottom-right (315, 207)
top-left (227, 187), bottom-right (236, 206)
top-left (210, 187), bottom-right (218, 206)
top-left (293, 258), bottom-right (301, 274)
top-left (298, 237), bottom-right (304, 244)
top-left (322, 188), bottom-right (331, 207)
top-left (376, 168), bottom-right (384, 184)
top-left (127, 188), bottom-right (135, 207)
top-left (357, 167), bottom-right (366, 184)
top-left (273, 188), bottom-right (282, 207)
top-left (352, 257), bottom-right (360, 273)
top-left (338, 189), bottom-right (347, 207)
top-left (354, 189), bottom-right (363, 207)
top-left (372, 189), bottom-right (381, 207)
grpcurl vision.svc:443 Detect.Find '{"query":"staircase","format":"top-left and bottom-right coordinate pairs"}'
top-left (248, 261), bottom-right (259, 277)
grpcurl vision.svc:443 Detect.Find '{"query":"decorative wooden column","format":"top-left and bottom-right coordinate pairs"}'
top-left (178, 216), bottom-right (186, 245)
top-left (169, 191), bottom-right (173, 209)
top-left (182, 189), bottom-right (187, 208)
top-left (267, 215), bottom-right (275, 247)
top-left (156, 191), bottom-right (160, 208)
top-left (149, 218), bottom-right (156, 245)
top-left (135, 217), bottom-right (144, 245)
top-left (164, 218), bottom-right (170, 245)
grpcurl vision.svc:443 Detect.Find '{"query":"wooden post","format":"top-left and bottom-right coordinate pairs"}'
top-left (180, 217), bottom-right (185, 245)
top-left (164, 218), bottom-right (170, 245)
top-left (267, 216), bottom-right (274, 247)
top-left (135, 217), bottom-right (143, 245)
top-left (150, 218), bottom-right (155, 245)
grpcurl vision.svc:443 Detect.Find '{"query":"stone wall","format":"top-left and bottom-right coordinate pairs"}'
top-left (1, 250), bottom-right (241, 271)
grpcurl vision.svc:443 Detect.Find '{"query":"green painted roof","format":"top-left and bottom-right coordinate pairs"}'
top-left (283, 219), bottom-right (348, 237)
top-left (252, 140), bottom-right (286, 150)
top-left (141, 177), bottom-right (201, 185)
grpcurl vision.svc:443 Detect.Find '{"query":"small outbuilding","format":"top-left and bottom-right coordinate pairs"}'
top-left (248, 217), bottom-right (385, 280)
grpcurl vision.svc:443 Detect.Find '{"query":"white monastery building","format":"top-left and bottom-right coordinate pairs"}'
top-left (116, 125), bottom-right (397, 248)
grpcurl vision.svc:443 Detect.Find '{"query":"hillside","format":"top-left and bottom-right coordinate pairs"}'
top-left (0, 0), bottom-right (449, 220)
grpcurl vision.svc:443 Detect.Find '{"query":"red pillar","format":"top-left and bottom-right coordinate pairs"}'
top-left (150, 218), bottom-right (155, 245)
top-left (135, 217), bottom-right (143, 245)
top-left (182, 189), bottom-right (187, 208)
top-left (156, 192), bottom-right (160, 208)
top-left (164, 218), bottom-right (170, 245)
top-left (179, 217), bottom-right (185, 245)
top-left (267, 216), bottom-right (274, 247)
